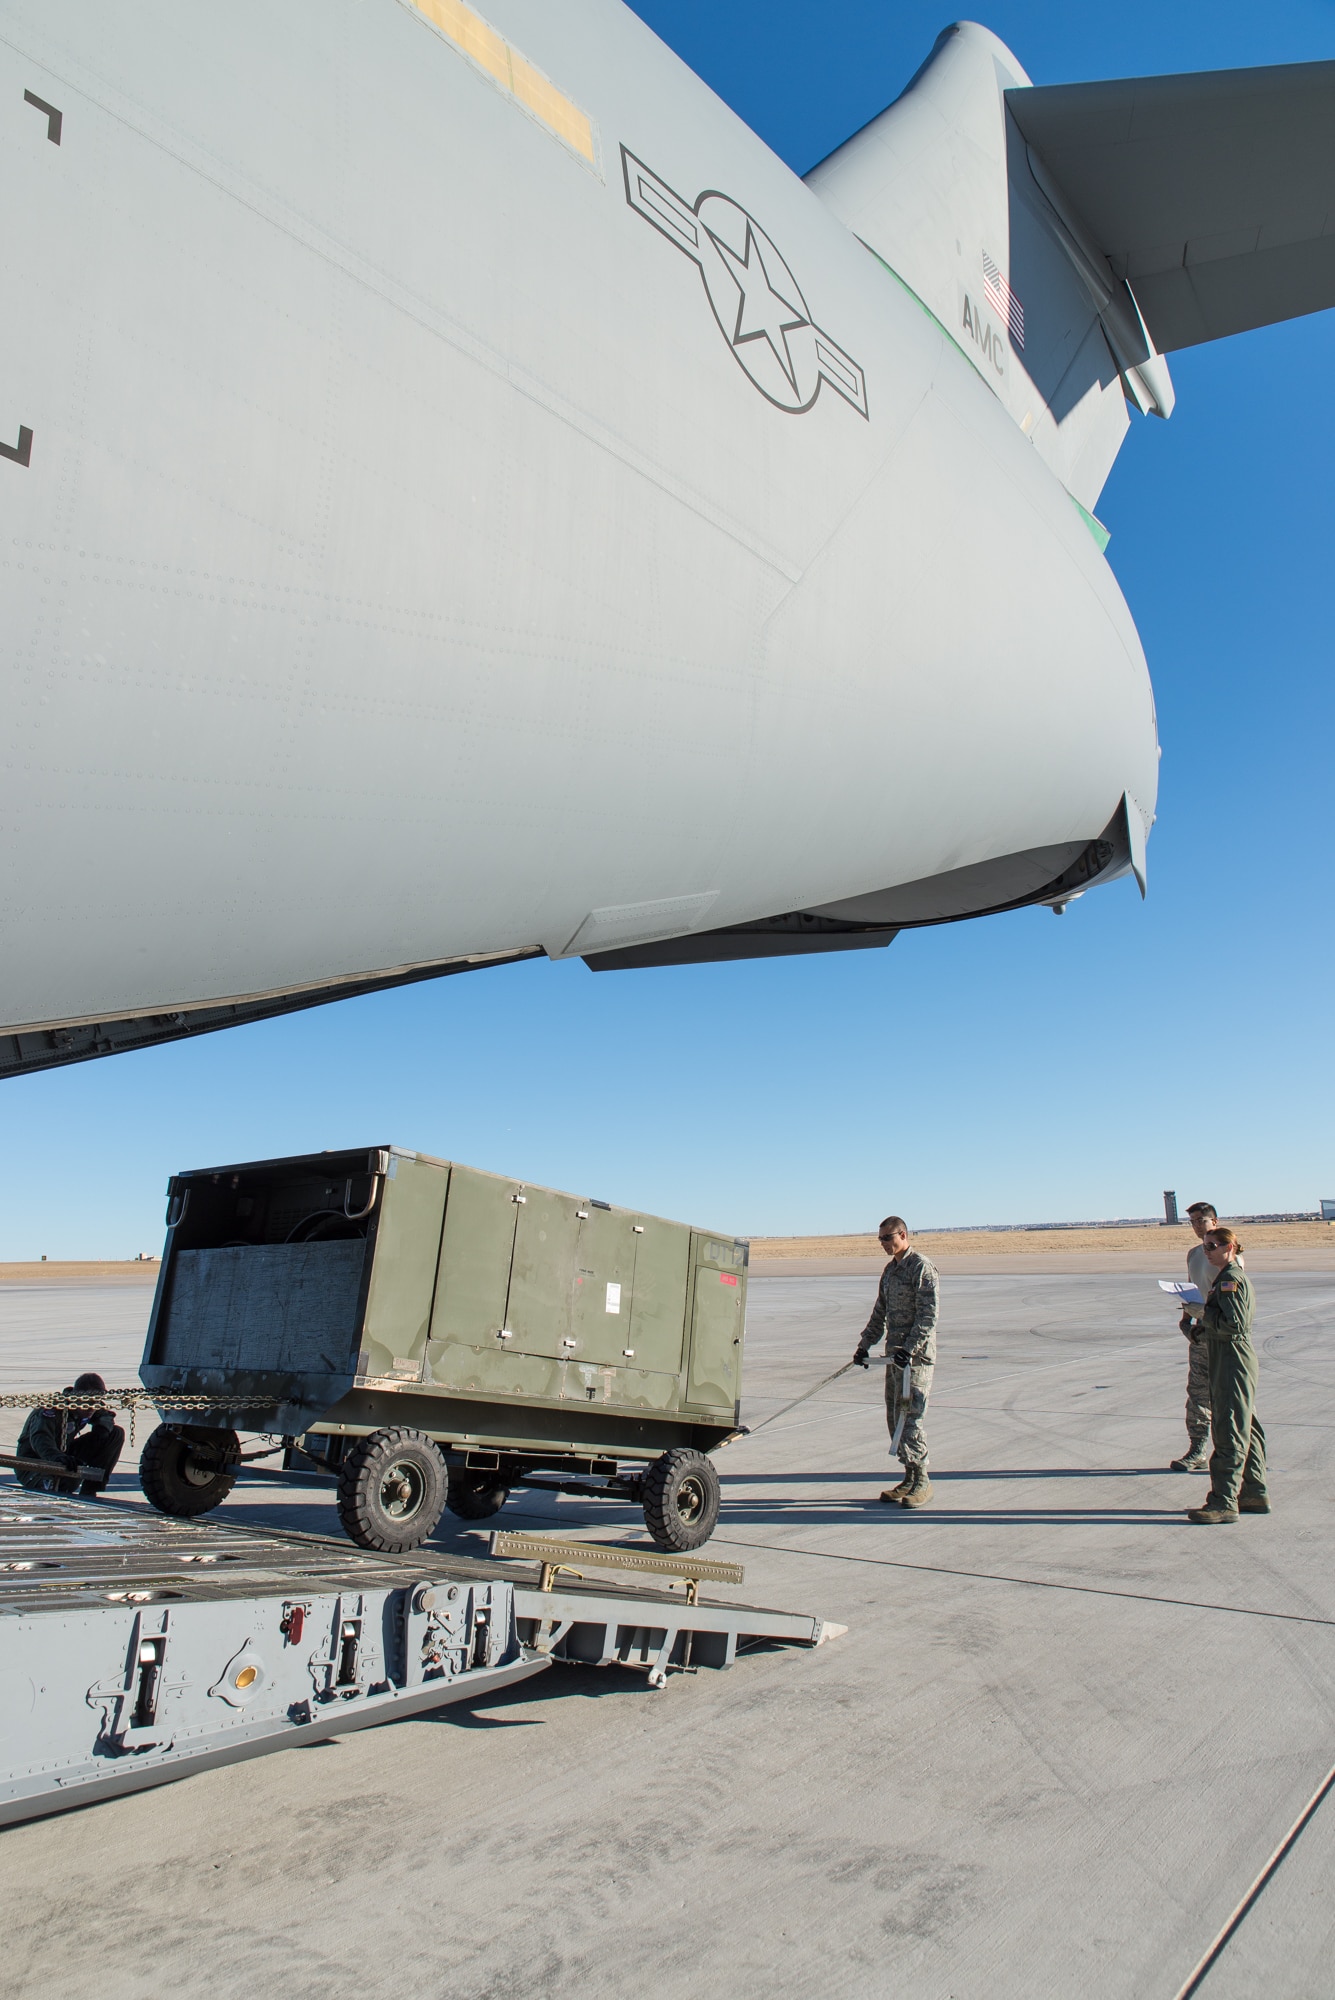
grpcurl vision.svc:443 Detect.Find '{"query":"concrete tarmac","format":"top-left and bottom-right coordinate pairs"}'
top-left (1, 1271), bottom-right (1333, 1999)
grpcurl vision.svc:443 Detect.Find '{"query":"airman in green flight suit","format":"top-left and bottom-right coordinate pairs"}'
top-left (1187, 1227), bottom-right (1270, 1525)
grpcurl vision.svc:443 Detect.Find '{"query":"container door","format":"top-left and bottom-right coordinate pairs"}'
top-left (569, 1206), bottom-right (637, 1365)
top-left (626, 1218), bottom-right (690, 1376)
top-left (685, 1234), bottom-right (745, 1411)
top-left (358, 1157), bottom-right (449, 1378)
top-left (428, 1166), bottom-right (521, 1355)
top-left (504, 1185), bottom-right (582, 1358)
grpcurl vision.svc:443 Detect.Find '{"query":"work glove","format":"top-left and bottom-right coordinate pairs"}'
top-left (852, 1349), bottom-right (870, 1369)
top-left (1178, 1312), bottom-right (1195, 1338)
top-left (891, 1347), bottom-right (912, 1369)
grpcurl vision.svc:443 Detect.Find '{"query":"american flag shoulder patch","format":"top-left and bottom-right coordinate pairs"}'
top-left (1220, 1281), bottom-right (1239, 1292)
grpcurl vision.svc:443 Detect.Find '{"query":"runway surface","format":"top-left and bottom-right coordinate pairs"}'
top-left (1, 1271), bottom-right (1332, 1999)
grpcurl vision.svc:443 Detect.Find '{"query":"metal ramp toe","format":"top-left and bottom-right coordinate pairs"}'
top-left (493, 1528), bottom-right (844, 1687)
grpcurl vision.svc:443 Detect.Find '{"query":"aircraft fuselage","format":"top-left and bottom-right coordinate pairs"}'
top-left (0, 0), bottom-right (1157, 1038)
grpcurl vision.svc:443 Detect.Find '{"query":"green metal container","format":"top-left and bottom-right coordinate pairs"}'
top-left (140, 1147), bottom-right (748, 1549)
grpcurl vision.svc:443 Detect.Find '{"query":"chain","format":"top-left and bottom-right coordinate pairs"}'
top-left (0, 1390), bottom-right (259, 1410)
top-left (0, 1388), bottom-right (264, 1452)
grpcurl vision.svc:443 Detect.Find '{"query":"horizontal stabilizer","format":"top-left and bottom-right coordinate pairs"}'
top-left (1007, 60), bottom-right (1335, 352)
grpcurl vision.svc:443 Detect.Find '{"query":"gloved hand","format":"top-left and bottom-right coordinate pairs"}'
top-left (853, 1349), bottom-right (870, 1369)
top-left (1179, 1312), bottom-right (1195, 1337)
top-left (891, 1347), bottom-right (912, 1369)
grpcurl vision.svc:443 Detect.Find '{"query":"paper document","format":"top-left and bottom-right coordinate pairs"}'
top-left (1158, 1280), bottom-right (1204, 1304)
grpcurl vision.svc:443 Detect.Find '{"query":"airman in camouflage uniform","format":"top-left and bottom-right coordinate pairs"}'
top-left (14, 1373), bottom-right (123, 1496)
top-left (854, 1217), bottom-right (939, 1508)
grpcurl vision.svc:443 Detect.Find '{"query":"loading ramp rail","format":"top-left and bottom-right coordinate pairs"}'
top-left (0, 1492), bottom-right (843, 1828)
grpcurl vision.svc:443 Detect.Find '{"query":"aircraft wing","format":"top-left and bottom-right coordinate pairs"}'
top-left (1006, 60), bottom-right (1335, 352)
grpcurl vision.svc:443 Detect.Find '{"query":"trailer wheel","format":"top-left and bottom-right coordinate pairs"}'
top-left (446, 1468), bottom-right (511, 1521)
top-left (138, 1423), bottom-right (240, 1517)
top-left (336, 1428), bottom-right (448, 1552)
top-left (642, 1448), bottom-right (721, 1551)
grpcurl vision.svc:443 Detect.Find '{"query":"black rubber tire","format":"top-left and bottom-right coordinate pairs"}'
top-left (138, 1423), bottom-right (240, 1517)
top-left (446, 1468), bottom-right (511, 1521)
top-left (642, 1447), bottom-right (721, 1551)
top-left (336, 1427), bottom-right (448, 1552)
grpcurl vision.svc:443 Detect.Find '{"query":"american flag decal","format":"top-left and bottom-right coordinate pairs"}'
top-left (982, 251), bottom-right (1024, 350)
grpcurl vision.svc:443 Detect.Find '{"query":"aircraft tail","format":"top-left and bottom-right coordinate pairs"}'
top-left (807, 26), bottom-right (1335, 515)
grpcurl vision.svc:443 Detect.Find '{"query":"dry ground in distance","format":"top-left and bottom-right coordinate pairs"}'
top-left (5, 1222), bottom-right (1334, 1285)
top-left (0, 1262), bottom-right (161, 1284)
top-left (749, 1221), bottom-right (1335, 1276)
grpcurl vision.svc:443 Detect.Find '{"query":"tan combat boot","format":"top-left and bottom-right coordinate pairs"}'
top-left (899, 1466), bottom-right (934, 1509)
top-left (879, 1472), bottom-right (912, 1503)
top-left (1187, 1495), bottom-right (1238, 1523)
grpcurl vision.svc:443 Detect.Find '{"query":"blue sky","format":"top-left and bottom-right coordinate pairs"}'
top-left (3, 1), bottom-right (1333, 1256)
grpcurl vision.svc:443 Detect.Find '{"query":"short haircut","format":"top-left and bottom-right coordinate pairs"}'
top-left (879, 1216), bottom-right (908, 1237)
top-left (1186, 1202), bottom-right (1217, 1220)
top-left (73, 1372), bottom-right (106, 1393)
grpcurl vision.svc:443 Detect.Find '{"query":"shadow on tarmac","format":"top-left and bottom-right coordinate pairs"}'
top-left (728, 1467), bottom-right (1174, 1482)
top-left (413, 1660), bottom-right (667, 1724)
top-left (91, 1470), bottom-right (1195, 1544)
top-left (714, 1502), bottom-right (1186, 1526)
top-left (430, 1705), bottom-right (548, 1728)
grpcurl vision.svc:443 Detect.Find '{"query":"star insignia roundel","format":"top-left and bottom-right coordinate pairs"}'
top-left (621, 147), bottom-right (868, 419)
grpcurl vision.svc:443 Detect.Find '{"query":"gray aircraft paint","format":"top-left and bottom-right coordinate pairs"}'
top-left (804, 24), bottom-right (1155, 515)
top-left (0, 2), bottom-right (1207, 1038)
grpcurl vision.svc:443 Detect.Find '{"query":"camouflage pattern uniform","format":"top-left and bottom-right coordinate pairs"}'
top-left (14, 1405), bottom-right (76, 1492)
top-left (855, 1251), bottom-right (939, 1467)
top-left (1181, 1242), bottom-right (1216, 1453)
top-left (14, 1403), bottom-right (123, 1495)
top-left (1200, 1261), bottom-right (1267, 1510)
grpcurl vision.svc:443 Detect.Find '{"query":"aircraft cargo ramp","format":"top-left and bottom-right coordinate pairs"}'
top-left (0, 1494), bottom-right (840, 1828)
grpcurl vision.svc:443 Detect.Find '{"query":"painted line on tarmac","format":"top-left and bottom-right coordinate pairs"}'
top-left (1170, 1755), bottom-right (1335, 1999)
top-left (709, 1535), bottom-right (1335, 1630)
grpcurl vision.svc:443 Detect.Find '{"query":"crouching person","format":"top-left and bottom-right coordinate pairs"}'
top-left (15, 1372), bottom-right (123, 1497)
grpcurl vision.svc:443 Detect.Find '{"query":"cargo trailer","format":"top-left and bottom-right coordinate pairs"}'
top-left (138, 1147), bottom-right (748, 1552)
